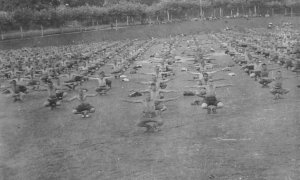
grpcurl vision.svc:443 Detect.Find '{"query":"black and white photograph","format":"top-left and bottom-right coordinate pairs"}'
top-left (0, 0), bottom-right (299, 179)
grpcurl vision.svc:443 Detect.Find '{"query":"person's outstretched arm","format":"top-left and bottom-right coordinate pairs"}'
top-left (157, 96), bottom-right (180, 102)
top-left (86, 94), bottom-right (98, 97)
top-left (140, 72), bottom-right (155, 76)
top-left (68, 96), bottom-right (78, 102)
top-left (185, 85), bottom-right (205, 88)
top-left (159, 89), bottom-right (178, 93)
top-left (122, 99), bottom-right (143, 103)
top-left (88, 77), bottom-right (99, 81)
top-left (104, 76), bottom-right (114, 80)
top-left (187, 71), bottom-right (201, 75)
top-left (216, 84), bottom-right (234, 88)
top-left (135, 81), bottom-right (151, 85)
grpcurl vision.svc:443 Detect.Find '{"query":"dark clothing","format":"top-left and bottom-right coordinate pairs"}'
top-left (76, 103), bottom-right (94, 112)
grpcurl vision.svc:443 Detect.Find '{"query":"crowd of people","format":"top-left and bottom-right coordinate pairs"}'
top-left (214, 22), bottom-right (300, 99)
top-left (0, 21), bottom-right (299, 132)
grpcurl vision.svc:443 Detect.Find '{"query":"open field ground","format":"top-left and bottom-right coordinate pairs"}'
top-left (1, 16), bottom-right (300, 50)
top-left (0, 17), bottom-right (300, 180)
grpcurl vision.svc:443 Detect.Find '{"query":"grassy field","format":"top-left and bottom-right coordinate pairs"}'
top-left (0, 16), bottom-right (300, 180)
top-left (1, 37), bottom-right (299, 180)
top-left (1, 16), bottom-right (299, 50)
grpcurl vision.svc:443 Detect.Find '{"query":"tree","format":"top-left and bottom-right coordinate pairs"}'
top-left (0, 0), bottom-right (61, 11)
top-left (63, 0), bottom-right (105, 7)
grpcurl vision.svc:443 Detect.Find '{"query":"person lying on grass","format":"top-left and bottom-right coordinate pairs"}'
top-left (68, 88), bottom-right (97, 118)
top-left (122, 94), bottom-right (180, 132)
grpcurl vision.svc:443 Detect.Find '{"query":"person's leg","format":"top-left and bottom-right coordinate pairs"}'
top-left (201, 103), bottom-right (208, 109)
top-left (155, 101), bottom-right (167, 111)
top-left (19, 92), bottom-right (25, 101)
top-left (96, 86), bottom-right (108, 94)
top-left (95, 87), bottom-right (102, 93)
top-left (270, 88), bottom-right (280, 99)
top-left (64, 84), bottom-right (74, 90)
top-left (217, 102), bottom-right (224, 109)
top-left (154, 115), bottom-right (164, 131)
top-left (183, 90), bottom-right (196, 96)
top-left (43, 100), bottom-right (50, 107)
top-left (12, 94), bottom-right (20, 102)
top-left (281, 88), bottom-right (289, 95)
top-left (74, 104), bottom-right (84, 114)
top-left (254, 71), bottom-right (261, 81)
top-left (83, 103), bottom-right (95, 113)
top-left (89, 107), bottom-right (95, 113)
top-left (258, 79), bottom-right (264, 85)
top-left (64, 80), bottom-right (76, 84)
top-left (20, 86), bottom-right (28, 94)
top-left (270, 88), bottom-right (276, 95)
top-left (56, 100), bottom-right (62, 106)
top-left (265, 79), bottom-right (273, 86)
top-left (106, 79), bottom-right (112, 88)
top-left (62, 92), bottom-right (68, 98)
top-left (137, 120), bottom-right (152, 131)
top-left (191, 99), bottom-right (202, 105)
top-left (259, 79), bottom-right (271, 87)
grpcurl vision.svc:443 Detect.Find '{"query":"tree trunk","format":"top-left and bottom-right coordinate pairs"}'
top-left (41, 25), bottom-right (44, 37)
top-left (20, 26), bottom-right (23, 39)
top-left (242, 4), bottom-right (244, 15)
top-left (167, 10), bottom-right (170, 21)
top-left (285, 8), bottom-right (287, 16)
top-left (127, 16), bottom-right (129, 26)
top-left (213, 8), bottom-right (216, 17)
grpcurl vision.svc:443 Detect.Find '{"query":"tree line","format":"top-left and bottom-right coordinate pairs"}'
top-left (0, 0), bottom-right (299, 32)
